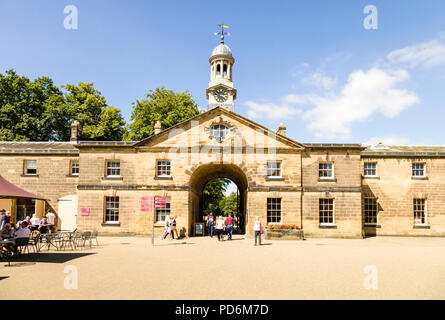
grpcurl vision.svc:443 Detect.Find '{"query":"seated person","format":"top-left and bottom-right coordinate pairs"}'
top-left (39, 217), bottom-right (49, 234)
top-left (30, 214), bottom-right (39, 231)
top-left (9, 221), bottom-right (31, 255)
top-left (14, 221), bottom-right (31, 240)
top-left (0, 223), bottom-right (14, 240)
top-left (0, 223), bottom-right (19, 255)
top-left (24, 216), bottom-right (32, 229)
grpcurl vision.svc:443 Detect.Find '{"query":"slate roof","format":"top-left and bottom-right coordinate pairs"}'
top-left (0, 142), bottom-right (79, 154)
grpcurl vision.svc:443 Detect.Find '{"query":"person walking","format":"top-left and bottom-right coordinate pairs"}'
top-left (207, 213), bottom-right (215, 238)
top-left (225, 213), bottom-right (235, 240)
top-left (215, 216), bottom-right (225, 241)
top-left (170, 216), bottom-right (179, 239)
top-left (161, 216), bottom-right (171, 240)
top-left (253, 216), bottom-right (263, 246)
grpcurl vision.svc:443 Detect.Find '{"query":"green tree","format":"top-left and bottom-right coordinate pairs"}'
top-left (219, 192), bottom-right (238, 216)
top-left (124, 87), bottom-right (200, 141)
top-left (62, 82), bottom-right (126, 141)
top-left (202, 178), bottom-right (231, 216)
top-left (0, 70), bottom-right (126, 141)
top-left (0, 70), bottom-right (70, 141)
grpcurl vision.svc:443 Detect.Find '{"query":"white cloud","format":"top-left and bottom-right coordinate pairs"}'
top-left (363, 135), bottom-right (410, 146)
top-left (387, 39), bottom-right (445, 69)
top-left (301, 72), bottom-right (337, 90)
top-left (245, 101), bottom-right (301, 120)
top-left (301, 68), bottom-right (419, 139)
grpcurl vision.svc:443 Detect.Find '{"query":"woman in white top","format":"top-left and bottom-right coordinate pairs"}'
top-left (215, 216), bottom-right (225, 241)
top-left (161, 216), bottom-right (171, 240)
top-left (253, 216), bottom-right (263, 246)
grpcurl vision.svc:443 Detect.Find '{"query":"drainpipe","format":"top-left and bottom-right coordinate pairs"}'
top-left (300, 150), bottom-right (304, 234)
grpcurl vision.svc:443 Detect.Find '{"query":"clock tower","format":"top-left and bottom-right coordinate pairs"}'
top-left (206, 25), bottom-right (237, 111)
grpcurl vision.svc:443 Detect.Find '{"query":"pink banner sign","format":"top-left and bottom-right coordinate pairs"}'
top-left (141, 197), bottom-right (153, 212)
top-left (155, 197), bottom-right (166, 208)
top-left (81, 208), bottom-right (90, 216)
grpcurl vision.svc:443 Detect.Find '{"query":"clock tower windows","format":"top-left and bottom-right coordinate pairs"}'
top-left (206, 26), bottom-right (237, 112)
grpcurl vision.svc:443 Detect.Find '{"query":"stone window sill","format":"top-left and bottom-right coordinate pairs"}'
top-left (319, 224), bottom-right (337, 229)
top-left (318, 178), bottom-right (337, 182)
top-left (20, 174), bottom-right (39, 178)
top-left (364, 224), bottom-right (381, 228)
top-left (101, 176), bottom-right (123, 181)
top-left (266, 177), bottom-right (284, 181)
top-left (412, 177), bottom-right (428, 180)
top-left (363, 176), bottom-right (380, 179)
top-left (101, 222), bottom-right (120, 227)
top-left (66, 174), bottom-right (79, 178)
top-left (413, 224), bottom-right (430, 229)
top-left (154, 176), bottom-right (173, 180)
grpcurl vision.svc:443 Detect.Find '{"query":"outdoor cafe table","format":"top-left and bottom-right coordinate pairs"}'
top-left (37, 232), bottom-right (61, 251)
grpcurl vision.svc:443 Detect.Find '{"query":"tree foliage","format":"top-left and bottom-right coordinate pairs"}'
top-left (202, 178), bottom-right (231, 216)
top-left (0, 70), bottom-right (125, 141)
top-left (62, 82), bottom-right (125, 140)
top-left (219, 192), bottom-right (238, 216)
top-left (0, 70), bottom-right (70, 141)
top-left (123, 87), bottom-right (200, 141)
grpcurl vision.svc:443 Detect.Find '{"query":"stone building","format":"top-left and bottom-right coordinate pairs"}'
top-left (0, 40), bottom-right (444, 238)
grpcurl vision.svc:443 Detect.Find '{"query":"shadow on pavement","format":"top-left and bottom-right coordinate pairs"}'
top-left (11, 252), bottom-right (96, 264)
top-left (155, 241), bottom-right (195, 246)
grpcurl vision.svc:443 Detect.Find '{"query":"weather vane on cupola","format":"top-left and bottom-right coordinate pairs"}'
top-left (214, 24), bottom-right (230, 44)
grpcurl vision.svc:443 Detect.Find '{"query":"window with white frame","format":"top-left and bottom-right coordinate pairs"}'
top-left (157, 160), bottom-right (171, 177)
top-left (319, 162), bottom-right (334, 179)
top-left (105, 196), bottom-right (119, 223)
top-left (267, 198), bottom-right (281, 224)
top-left (24, 160), bottom-right (37, 175)
top-left (413, 198), bottom-right (427, 225)
top-left (319, 198), bottom-right (334, 224)
top-left (364, 198), bottom-right (378, 224)
top-left (156, 198), bottom-right (171, 222)
top-left (364, 162), bottom-right (377, 177)
top-left (267, 161), bottom-right (282, 178)
top-left (412, 163), bottom-right (425, 177)
top-left (71, 160), bottom-right (79, 176)
top-left (106, 161), bottom-right (120, 177)
top-left (210, 124), bottom-right (229, 141)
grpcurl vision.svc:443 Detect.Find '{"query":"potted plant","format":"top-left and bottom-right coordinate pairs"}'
top-left (265, 224), bottom-right (304, 240)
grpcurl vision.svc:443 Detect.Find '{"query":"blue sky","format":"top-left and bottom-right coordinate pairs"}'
top-left (1, 0), bottom-right (445, 147)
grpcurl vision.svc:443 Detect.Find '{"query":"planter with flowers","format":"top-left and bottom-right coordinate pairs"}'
top-left (265, 224), bottom-right (304, 240)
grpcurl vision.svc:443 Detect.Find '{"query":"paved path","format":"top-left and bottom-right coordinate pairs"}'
top-left (1, 235), bottom-right (445, 299)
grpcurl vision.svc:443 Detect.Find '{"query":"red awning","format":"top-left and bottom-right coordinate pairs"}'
top-left (0, 176), bottom-right (46, 200)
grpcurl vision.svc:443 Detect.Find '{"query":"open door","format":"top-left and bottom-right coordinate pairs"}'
top-left (57, 195), bottom-right (78, 231)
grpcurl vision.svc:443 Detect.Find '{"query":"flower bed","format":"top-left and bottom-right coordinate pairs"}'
top-left (265, 224), bottom-right (304, 240)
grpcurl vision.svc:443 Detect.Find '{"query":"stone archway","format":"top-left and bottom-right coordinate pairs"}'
top-left (189, 163), bottom-right (248, 236)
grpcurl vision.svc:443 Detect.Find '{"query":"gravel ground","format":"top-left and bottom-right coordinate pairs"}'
top-left (1, 235), bottom-right (445, 300)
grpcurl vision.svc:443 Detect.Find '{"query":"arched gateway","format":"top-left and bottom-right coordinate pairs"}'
top-left (189, 163), bottom-right (248, 235)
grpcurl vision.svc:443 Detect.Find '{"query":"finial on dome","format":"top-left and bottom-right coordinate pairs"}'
top-left (214, 24), bottom-right (230, 44)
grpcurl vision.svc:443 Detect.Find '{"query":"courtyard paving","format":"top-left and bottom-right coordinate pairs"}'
top-left (1, 235), bottom-right (445, 299)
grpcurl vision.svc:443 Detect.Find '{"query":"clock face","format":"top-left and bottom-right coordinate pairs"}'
top-left (214, 88), bottom-right (228, 102)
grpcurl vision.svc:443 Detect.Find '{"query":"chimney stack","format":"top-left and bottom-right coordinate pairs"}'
top-left (154, 121), bottom-right (162, 135)
top-left (70, 120), bottom-right (81, 142)
top-left (277, 122), bottom-right (286, 136)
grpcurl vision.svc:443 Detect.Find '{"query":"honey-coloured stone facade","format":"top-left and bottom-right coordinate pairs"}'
top-left (0, 110), bottom-right (444, 238)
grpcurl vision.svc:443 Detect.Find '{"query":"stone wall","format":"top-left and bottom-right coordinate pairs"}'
top-left (362, 157), bottom-right (445, 236)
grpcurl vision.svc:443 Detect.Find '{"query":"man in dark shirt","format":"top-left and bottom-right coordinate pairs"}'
top-left (225, 213), bottom-right (235, 240)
